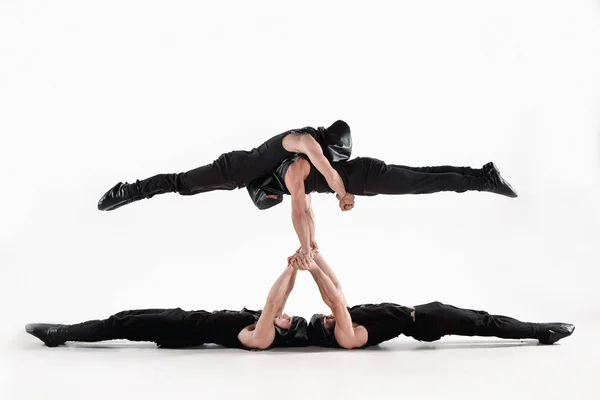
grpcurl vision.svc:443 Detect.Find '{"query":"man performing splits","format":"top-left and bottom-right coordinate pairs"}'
top-left (291, 249), bottom-right (574, 349)
top-left (25, 265), bottom-right (308, 350)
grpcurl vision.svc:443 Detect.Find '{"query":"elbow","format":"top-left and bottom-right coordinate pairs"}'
top-left (254, 339), bottom-right (273, 350)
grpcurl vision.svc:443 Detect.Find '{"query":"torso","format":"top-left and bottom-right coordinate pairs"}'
top-left (186, 309), bottom-right (260, 349)
top-left (246, 122), bottom-right (352, 208)
top-left (348, 303), bottom-right (416, 347)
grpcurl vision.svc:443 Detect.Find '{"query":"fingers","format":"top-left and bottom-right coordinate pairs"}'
top-left (338, 193), bottom-right (355, 211)
top-left (299, 253), bottom-right (310, 270)
top-left (288, 250), bottom-right (314, 270)
top-left (288, 253), bottom-right (303, 270)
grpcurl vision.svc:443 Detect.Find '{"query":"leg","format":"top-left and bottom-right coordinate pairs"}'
top-left (412, 302), bottom-right (544, 342)
top-left (65, 308), bottom-right (195, 343)
top-left (344, 157), bottom-right (486, 196)
top-left (98, 131), bottom-right (301, 211)
top-left (26, 308), bottom-right (197, 346)
top-left (393, 165), bottom-right (482, 177)
top-left (343, 157), bottom-right (516, 197)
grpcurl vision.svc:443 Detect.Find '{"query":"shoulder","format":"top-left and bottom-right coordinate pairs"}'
top-left (238, 324), bottom-right (275, 350)
top-left (335, 325), bottom-right (368, 349)
top-left (284, 158), bottom-right (310, 183)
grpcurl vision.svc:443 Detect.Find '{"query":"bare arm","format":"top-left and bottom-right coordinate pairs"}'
top-left (238, 266), bottom-right (297, 349)
top-left (276, 267), bottom-right (297, 316)
top-left (306, 194), bottom-right (316, 245)
top-left (301, 139), bottom-right (347, 198)
top-left (308, 263), bottom-right (342, 310)
top-left (285, 162), bottom-right (312, 255)
top-left (313, 252), bottom-right (347, 307)
top-left (283, 134), bottom-right (347, 198)
top-left (308, 263), bottom-right (363, 349)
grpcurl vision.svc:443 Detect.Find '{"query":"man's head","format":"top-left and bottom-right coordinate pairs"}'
top-left (272, 314), bottom-right (309, 347)
top-left (307, 313), bottom-right (340, 347)
top-left (321, 119), bottom-right (352, 163)
top-left (274, 313), bottom-right (293, 330)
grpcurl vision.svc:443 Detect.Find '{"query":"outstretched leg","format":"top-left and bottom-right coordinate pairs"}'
top-left (97, 130), bottom-right (307, 211)
top-left (412, 302), bottom-right (574, 344)
top-left (392, 163), bottom-right (491, 177)
top-left (342, 158), bottom-right (517, 197)
top-left (25, 308), bottom-right (206, 347)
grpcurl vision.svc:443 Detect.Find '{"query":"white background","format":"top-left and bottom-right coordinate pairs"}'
top-left (1, 1), bottom-right (599, 399)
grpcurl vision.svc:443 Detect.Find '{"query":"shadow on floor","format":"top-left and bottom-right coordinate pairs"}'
top-left (21, 338), bottom-right (552, 353)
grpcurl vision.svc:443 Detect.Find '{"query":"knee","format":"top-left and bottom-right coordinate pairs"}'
top-left (106, 314), bottom-right (126, 329)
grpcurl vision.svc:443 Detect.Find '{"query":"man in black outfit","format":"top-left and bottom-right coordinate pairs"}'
top-left (291, 248), bottom-right (574, 349)
top-left (25, 264), bottom-right (308, 350)
top-left (97, 120), bottom-right (355, 266)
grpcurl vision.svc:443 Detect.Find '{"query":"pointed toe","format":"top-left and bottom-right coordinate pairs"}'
top-left (484, 164), bottom-right (518, 198)
top-left (539, 323), bottom-right (575, 345)
top-left (97, 182), bottom-right (140, 211)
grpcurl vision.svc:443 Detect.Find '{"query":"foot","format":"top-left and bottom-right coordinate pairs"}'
top-left (538, 323), bottom-right (575, 345)
top-left (97, 182), bottom-right (140, 211)
top-left (483, 162), bottom-right (518, 198)
top-left (25, 323), bottom-right (67, 347)
top-left (482, 162), bottom-right (495, 176)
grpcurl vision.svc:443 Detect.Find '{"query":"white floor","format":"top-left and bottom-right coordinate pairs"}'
top-left (3, 320), bottom-right (598, 400)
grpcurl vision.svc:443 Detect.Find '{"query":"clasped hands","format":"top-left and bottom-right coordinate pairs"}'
top-left (288, 241), bottom-right (319, 271)
top-left (337, 193), bottom-right (355, 212)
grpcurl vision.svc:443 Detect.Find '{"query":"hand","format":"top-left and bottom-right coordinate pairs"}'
top-left (288, 251), bottom-right (313, 271)
top-left (294, 241), bottom-right (319, 255)
top-left (337, 193), bottom-right (355, 211)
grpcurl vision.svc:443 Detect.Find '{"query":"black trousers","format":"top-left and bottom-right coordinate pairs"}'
top-left (340, 157), bottom-right (487, 196)
top-left (134, 131), bottom-right (305, 198)
top-left (411, 302), bottom-right (544, 342)
top-left (62, 308), bottom-right (208, 348)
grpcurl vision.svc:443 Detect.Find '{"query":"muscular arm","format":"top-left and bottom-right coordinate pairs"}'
top-left (285, 162), bottom-right (312, 255)
top-left (313, 252), bottom-right (347, 307)
top-left (306, 194), bottom-right (316, 245)
top-left (238, 266), bottom-right (298, 349)
top-left (301, 140), bottom-right (347, 198)
top-left (308, 263), bottom-right (363, 349)
top-left (284, 134), bottom-right (347, 198)
top-left (276, 267), bottom-right (297, 316)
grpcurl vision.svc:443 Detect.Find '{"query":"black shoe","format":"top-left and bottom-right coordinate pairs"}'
top-left (482, 162), bottom-right (495, 176)
top-left (483, 162), bottom-right (518, 198)
top-left (97, 181), bottom-right (141, 211)
top-left (538, 323), bottom-right (575, 345)
top-left (25, 323), bottom-right (67, 347)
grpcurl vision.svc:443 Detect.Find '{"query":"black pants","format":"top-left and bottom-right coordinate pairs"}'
top-left (340, 157), bottom-right (487, 196)
top-left (135, 131), bottom-right (305, 198)
top-left (62, 308), bottom-right (208, 348)
top-left (412, 302), bottom-right (544, 342)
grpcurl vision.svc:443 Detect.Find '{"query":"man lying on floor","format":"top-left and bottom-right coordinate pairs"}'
top-left (294, 247), bottom-right (575, 349)
top-left (25, 265), bottom-right (308, 350)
